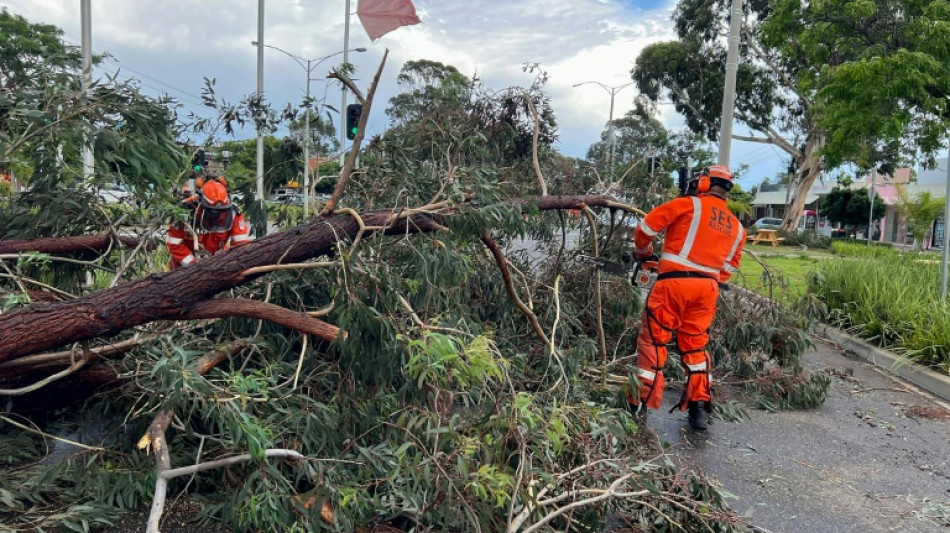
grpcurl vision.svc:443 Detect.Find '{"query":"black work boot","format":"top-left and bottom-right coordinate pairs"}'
top-left (687, 401), bottom-right (708, 431)
top-left (626, 403), bottom-right (649, 426)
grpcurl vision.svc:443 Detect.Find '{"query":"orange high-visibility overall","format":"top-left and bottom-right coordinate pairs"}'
top-left (629, 194), bottom-right (745, 411)
top-left (166, 206), bottom-right (252, 269)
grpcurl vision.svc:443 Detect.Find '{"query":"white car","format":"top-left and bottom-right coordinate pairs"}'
top-left (98, 183), bottom-right (132, 204)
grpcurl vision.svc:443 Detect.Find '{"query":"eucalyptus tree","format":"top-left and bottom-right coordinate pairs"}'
top-left (633, 0), bottom-right (950, 232)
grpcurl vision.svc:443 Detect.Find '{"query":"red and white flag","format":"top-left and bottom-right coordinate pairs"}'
top-left (357, 0), bottom-right (421, 41)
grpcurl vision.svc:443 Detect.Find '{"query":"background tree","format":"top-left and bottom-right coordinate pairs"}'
top-left (819, 186), bottom-right (885, 234)
top-left (632, 0), bottom-right (950, 234)
top-left (895, 186), bottom-right (945, 250)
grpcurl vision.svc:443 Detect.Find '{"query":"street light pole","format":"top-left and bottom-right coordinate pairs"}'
top-left (256, 0), bottom-right (265, 204)
top-left (339, 0), bottom-right (352, 166)
top-left (254, 43), bottom-right (366, 216)
top-left (304, 65), bottom-right (311, 217)
top-left (80, 0), bottom-right (93, 182)
top-left (572, 81), bottom-right (633, 179)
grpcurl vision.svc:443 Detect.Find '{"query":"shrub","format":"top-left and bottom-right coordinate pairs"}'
top-left (811, 256), bottom-right (950, 374)
top-left (779, 231), bottom-right (831, 249)
top-left (830, 240), bottom-right (899, 259)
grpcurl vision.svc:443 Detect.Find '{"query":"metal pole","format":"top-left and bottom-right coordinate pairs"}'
top-left (941, 143), bottom-right (950, 299)
top-left (607, 88), bottom-right (617, 179)
top-left (717, 0), bottom-right (743, 166)
top-left (867, 168), bottom-right (877, 245)
top-left (339, 0), bottom-right (351, 166)
top-left (303, 63), bottom-right (311, 217)
top-left (80, 0), bottom-right (94, 181)
top-left (256, 0), bottom-right (265, 204)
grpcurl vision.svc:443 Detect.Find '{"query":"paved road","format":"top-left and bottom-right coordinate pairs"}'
top-left (649, 338), bottom-right (950, 533)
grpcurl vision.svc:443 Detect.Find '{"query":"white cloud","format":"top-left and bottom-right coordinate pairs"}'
top-left (1, 0), bottom-right (784, 181)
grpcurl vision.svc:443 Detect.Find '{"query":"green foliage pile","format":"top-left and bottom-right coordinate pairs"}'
top-left (811, 255), bottom-right (950, 374)
top-left (710, 286), bottom-right (831, 411)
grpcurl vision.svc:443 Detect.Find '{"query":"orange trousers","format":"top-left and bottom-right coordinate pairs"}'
top-left (627, 276), bottom-right (718, 410)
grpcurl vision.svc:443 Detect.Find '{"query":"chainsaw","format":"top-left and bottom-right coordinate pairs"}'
top-left (577, 253), bottom-right (660, 288)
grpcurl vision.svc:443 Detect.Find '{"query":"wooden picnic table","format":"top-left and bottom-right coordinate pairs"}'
top-left (748, 229), bottom-right (785, 247)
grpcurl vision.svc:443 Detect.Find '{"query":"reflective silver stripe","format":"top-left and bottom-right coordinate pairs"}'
top-left (634, 246), bottom-right (652, 254)
top-left (686, 362), bottom-right (707, 372)
top-left (637, 368), bottom-right (657, 381)
top-left (723, 264), bottom-right (737, 273)
top-left (181, 254), bottom-right (196, 265)
top-left (639, 221), bottom-right (659, 237)
top-left (660, 253), bottom-right (720, 275)
top-left (166, 236), bottom-right (183, 245)
top-left (679, 196), bottom-right (703, 257)
top-left (231, 234), bottom-right (251, 242)
top-left (722, 225), bottom-right (744, 271)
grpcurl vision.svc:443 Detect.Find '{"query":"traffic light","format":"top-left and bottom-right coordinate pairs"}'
top-left (191, 148), bottom-right (206, 173)
top-left (345, 104), bottom-right (362, 140)
top-left (677, 165), bottom-right (689, 196)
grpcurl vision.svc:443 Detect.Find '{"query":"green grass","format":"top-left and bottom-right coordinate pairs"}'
top-left (810, 254), bottom-right (950, 374)
top-left (734, 244), bottom-right (831, 302)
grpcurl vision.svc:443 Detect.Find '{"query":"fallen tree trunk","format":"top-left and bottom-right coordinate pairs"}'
top-left (0, 195), bottom-right (638, 363)
top-left (0, 233), bottom-right (145, 254)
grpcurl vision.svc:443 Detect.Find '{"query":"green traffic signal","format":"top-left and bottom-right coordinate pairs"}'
top-left (345, 104), bottom-right (362, 140)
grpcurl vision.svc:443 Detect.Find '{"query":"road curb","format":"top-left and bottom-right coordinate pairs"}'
top-left (817, 324), bottom-right (950, 402)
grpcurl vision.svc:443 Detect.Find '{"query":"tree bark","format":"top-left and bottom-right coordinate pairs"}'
top-left (780, 135), bottom-right (825, 233)
top-left (0, 233), bottom-right (144, 254)
top-left (181, 299), bottom-right (340, 342)
top-left (0, 195), bottom-right (639, 363)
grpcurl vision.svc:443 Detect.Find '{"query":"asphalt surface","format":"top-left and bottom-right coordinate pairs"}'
top-left (648, 337), bottom-right (950, 533)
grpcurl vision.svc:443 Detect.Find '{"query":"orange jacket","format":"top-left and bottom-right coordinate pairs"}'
top-left (634, 194), bottom-right (745, 282)
top-left (166, 206), bottom-right (252, 268)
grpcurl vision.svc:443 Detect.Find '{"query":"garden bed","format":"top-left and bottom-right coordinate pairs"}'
top-left (809, 244), bottom-right (950, 375)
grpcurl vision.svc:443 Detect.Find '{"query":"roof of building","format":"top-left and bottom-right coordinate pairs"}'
top-left (751, 189), bottom-right (821, 206)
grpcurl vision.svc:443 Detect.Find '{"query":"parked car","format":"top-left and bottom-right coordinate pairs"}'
top-left (751, 217), bottom-right (783, 232)
top-left (280, 193), bottom-right (304, 206)
top-left (98, 183), bottom-right (132, 204)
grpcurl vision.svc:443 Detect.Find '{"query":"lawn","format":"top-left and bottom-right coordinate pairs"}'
top-left (733, 244), bottom-right (832, 302)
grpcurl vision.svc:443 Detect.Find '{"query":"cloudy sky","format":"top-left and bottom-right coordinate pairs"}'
top-left (2, 0), bottom-right (786, 187)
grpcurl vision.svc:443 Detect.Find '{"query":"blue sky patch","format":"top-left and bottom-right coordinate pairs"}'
top-left (619, 0), bottom-right (670, 11)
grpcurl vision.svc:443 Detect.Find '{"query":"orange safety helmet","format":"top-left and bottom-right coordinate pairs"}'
top-left (195, 175), bottom-right (229, 190)
top-left (694, 165), bottom-right (733, 194)
top-left (200, 180), bottom-right (231, 209)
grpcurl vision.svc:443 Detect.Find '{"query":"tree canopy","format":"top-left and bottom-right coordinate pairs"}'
top-left (632, 0), bottom-right (950, 232)
top-left (819, 186), bottom-right (886, 232)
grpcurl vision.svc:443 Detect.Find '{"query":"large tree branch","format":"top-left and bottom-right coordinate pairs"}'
top-left (0, 194), bottom-right (643, 362)
top-left (0, 233), bottom-right (145, 255)
top-left (479, 231), bottom-right (550, 347)
top-left (180, 299), bottom-right (341, 342)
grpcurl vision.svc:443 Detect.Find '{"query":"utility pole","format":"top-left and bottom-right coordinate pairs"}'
top-left (867, 167), bottom-right (877, 245)
top-left (941, 143), bottom-right (950, 299)
top-left (304, 65), bottom-right (311, 217)
top-left (717, 0), bottom-right (743, 166)
top-left (256, 0), bottom-right (265, 204)
top-left (339, 0), bottom-right (351, 166)
top-left (80, 0), bottom-right (93, 182)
